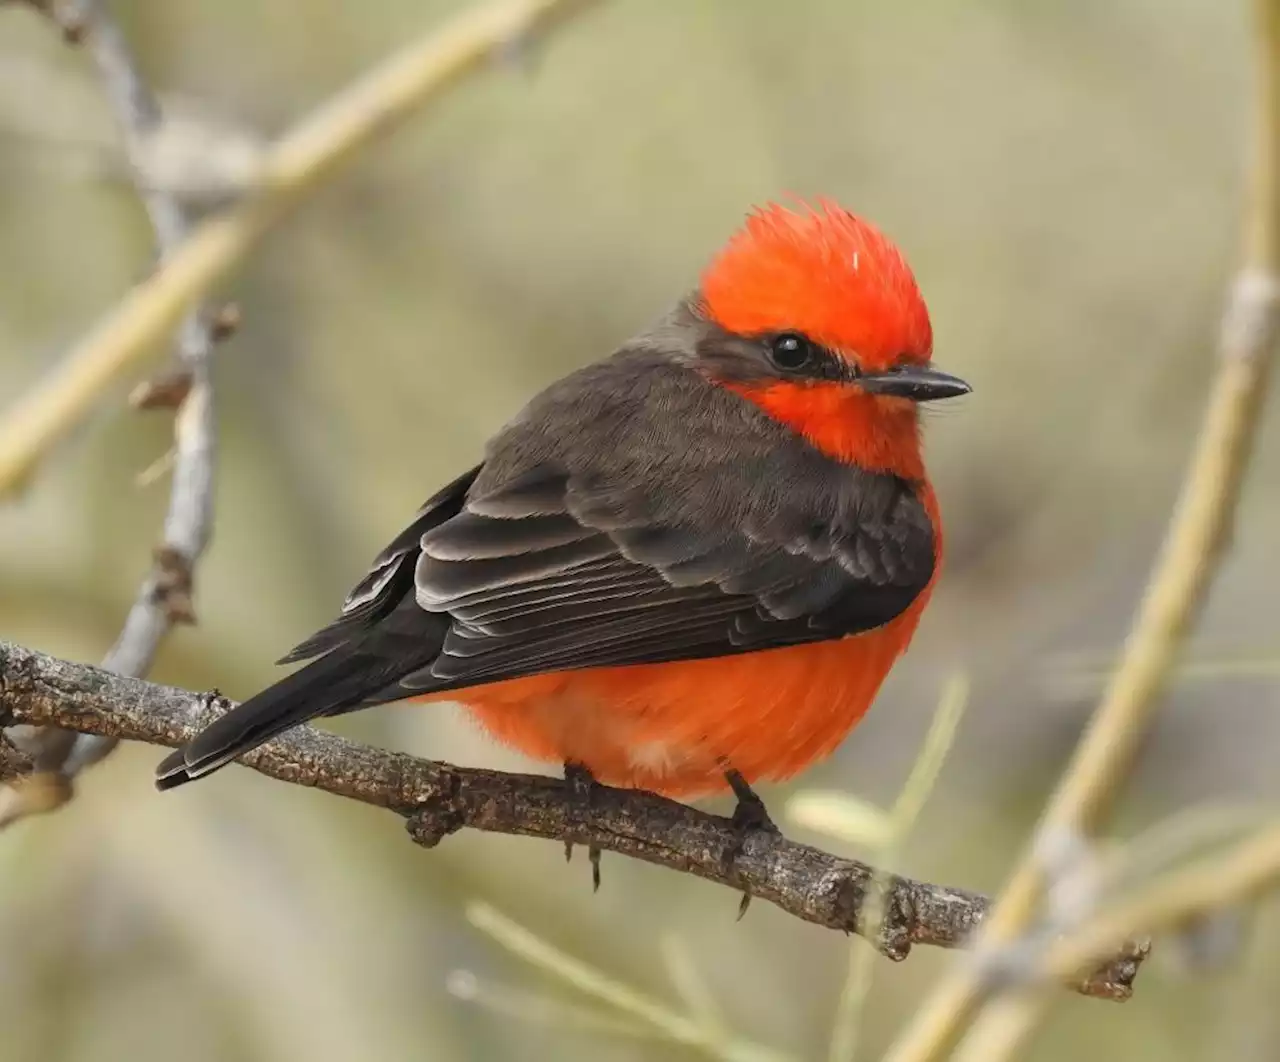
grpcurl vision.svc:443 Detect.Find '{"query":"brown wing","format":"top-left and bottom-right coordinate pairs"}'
top-left (287, 352), bottom-right (935, 702)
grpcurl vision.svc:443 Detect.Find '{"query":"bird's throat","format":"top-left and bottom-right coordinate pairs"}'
top-left (724, 380), bottom-right (925, 480)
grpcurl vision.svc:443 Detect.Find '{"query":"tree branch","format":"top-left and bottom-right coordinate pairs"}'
top-left (0, 0), bottom-right (603, 821)
top-left (0, 0), bottom-right (223, 822)
top-left (0, 639), bottom-right (1148, 1002)
top-left (0, 0), bottom-right (603, 497)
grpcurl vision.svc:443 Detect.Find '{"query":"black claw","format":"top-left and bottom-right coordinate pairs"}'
top-left (564, 762), bottom-right (604, 890)
top-left (721, 767), bottom-right (780, 918)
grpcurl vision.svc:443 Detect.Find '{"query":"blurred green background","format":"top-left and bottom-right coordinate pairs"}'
top-left (3, 0), bottom-right (1280, 1059)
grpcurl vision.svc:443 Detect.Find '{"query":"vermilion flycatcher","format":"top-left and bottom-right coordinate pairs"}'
top-left (157, 200), bottom-right (969, 824)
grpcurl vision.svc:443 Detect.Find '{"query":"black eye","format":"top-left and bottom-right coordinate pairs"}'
top-left (767, 332), bottom-right (814, 371)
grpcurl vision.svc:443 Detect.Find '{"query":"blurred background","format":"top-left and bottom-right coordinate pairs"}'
top-left (2, 0), bottom-right (1279, 1059)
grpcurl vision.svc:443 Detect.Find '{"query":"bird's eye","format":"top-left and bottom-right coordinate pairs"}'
top-left (767, 332), bottom-right (815, 372)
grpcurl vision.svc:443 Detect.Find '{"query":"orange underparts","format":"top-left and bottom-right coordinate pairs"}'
top-left (417, 380), bottom-right (939, 799)
top-left (418, 629), bottom-right (923, 798)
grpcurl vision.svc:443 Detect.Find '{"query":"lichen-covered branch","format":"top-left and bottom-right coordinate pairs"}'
top-left (0, 639), bottom-right (1148, 1001)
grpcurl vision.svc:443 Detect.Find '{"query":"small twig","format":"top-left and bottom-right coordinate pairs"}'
top-left (0, 0), bottom-right (603, 496)
top-left (950, 819), bottom-right (1280, 1062)
top-left (1020, 821), bottom-right (1280, 988)
top-left (0, 0), bottom-right (220, 820)
top-left (0, 639), bottom-right (1148, 1001)
top-left (884, 0), bottom-right (1280, 1058)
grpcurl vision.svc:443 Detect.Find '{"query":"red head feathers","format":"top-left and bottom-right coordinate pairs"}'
top-left (700, 200), bottom-right (932, 373)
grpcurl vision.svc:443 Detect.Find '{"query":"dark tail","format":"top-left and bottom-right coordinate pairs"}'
top-left (154, 632), bottom-right (440, 788)
top-left (158, 597), bottom-right (449, 790)
top-left (157, 599), bottom-right (452, 790)
top-left (157, 467), bottom-right (475, 790)
top-left (156, 651), bottom-right (370, 790)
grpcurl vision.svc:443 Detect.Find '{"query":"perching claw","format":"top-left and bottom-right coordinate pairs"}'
top-left (722, 766), bottom-right (780, 918)
top-left (563, 761), bottom-right (603, 891)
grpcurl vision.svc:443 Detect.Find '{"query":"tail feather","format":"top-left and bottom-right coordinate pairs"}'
top-left (158, 472), bottom-right (476, 790)
top-left (156, 651), bottom-right (381, 790)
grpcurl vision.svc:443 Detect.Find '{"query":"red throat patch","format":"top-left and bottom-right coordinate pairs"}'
top-left (723, 379), bottom-right (926, 480)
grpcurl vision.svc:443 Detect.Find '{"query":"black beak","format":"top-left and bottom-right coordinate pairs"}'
top-left (858, 365), bottom-right (971, 403)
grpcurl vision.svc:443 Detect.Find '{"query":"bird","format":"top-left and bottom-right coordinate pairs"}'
top-left (156, 199), bottom-right (969, 845)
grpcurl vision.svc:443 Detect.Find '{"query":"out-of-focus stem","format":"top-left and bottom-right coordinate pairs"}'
top-left (884, 1), bottom-right (1280, 1059)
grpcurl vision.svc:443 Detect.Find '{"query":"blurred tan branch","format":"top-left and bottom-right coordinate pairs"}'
top-left (825, 677), bottom-right (968, 1062)
top-left (949, 818), bottom-right (1280, 1062)
top-left (465, 902), bottom-right (794, 1062)
top-left (885, 0), bottom-right (1280, 1058)
top-left (0, 0), bottom-right (601, 497)
top-left (0, 638), bottom-right (1147, 1002)
top-left (0, 0), bottom-right (226, 825)
top-left (1003, 821), bottom-right (1280, 992)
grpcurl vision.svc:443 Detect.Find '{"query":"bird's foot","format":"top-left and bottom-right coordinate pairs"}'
top-left (563, 761), bottom-right (603, 891)
top-left (723, 767), bottom-right (780, 919)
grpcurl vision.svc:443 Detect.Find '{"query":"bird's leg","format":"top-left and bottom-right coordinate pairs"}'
top-left (563, 761), bottom-right (603, 891)
top-left (725, 767), bottom-right (778, 834)
top-left (722, 766), bottom-right (781, 919)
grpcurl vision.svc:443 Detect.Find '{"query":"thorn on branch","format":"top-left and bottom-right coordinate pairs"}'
top-left (151, 545), bottom-right (196, 624)
top-left (15, 0), bottom-right (86, 42)
top-left (1077, 938), bottom-right (1152, 1002)
top-left (209, 302), bottom-right (241, 343)
top-left (134, 447), bottom-right (176, 488)
top-left (54, 7), bottom-right (83, 42)
top-left (129, 370), bottom-right (193, 411)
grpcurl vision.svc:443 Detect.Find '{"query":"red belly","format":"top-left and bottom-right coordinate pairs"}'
top-left (415, 602), bottom-right (925, 798)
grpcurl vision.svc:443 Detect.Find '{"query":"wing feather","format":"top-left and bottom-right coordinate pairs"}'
top-left (276, 355), bottom-right (936, 708)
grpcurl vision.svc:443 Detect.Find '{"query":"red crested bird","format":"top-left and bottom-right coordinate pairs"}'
top-left (156, 200), bottom-right (968, 848)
